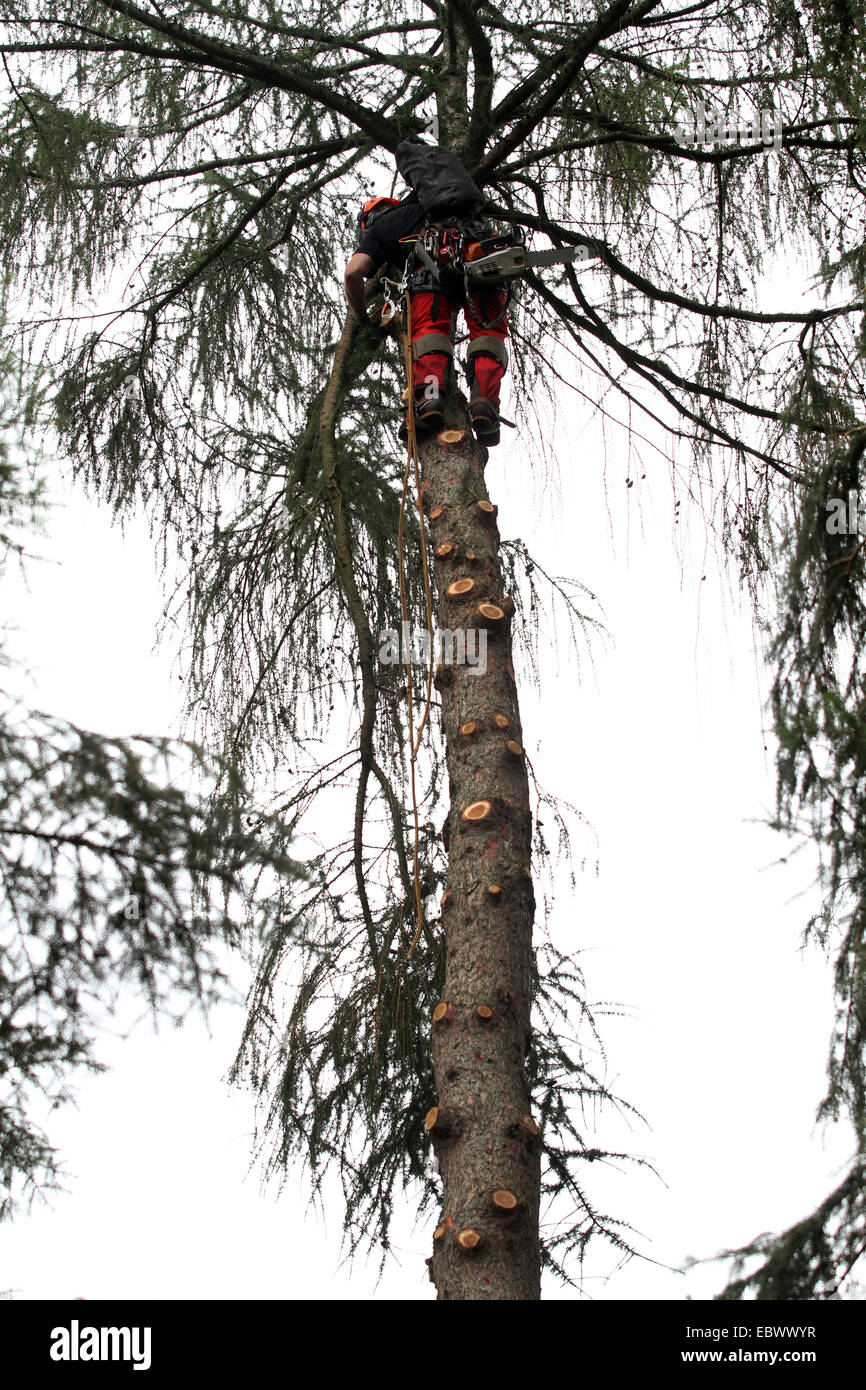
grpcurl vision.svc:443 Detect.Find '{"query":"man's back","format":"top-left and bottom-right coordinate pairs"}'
top-left (355, 197), bottom-right (426, 272)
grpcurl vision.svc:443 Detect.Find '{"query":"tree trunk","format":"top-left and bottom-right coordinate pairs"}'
top-left (422, 376), bottom-right (541, 1300)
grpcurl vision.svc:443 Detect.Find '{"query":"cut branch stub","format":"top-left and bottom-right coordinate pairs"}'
top-left (486, 883), bottom-right (502, 899)
top-left (459, 720), bottom-right (478, 738)
top-left (429, 505), bottom-right (445, 524)
top-left (456, 1228), bottom-right (482, 1251)
top-left (474, 601), bottom-right (506, 627)
top-left (491, 713), bottom-right (510, 730)
top-left (461, 799), bottom-right (492, 825)
top-left (519, 1114), bottom-right (539, 1138)
top-left (504, 739), bottom-right (524, 758)
top-left (446, 576), bottom-right (476, 600)
top-left (476, 1004), bottom-right (494, 1021)
top-left (491, 1189), bottom-right (519, 1213)
top-left (425, 1105), bottom-right (457, 1139)
top-left (438, 428), bottom-right (466, 445)
top-left (435, 540), bottom-right (459, 561)
top-left (433, 1224), bottom-right (447, 1242)
top-left (441, 889), bottom-right (453, 909)
top-left (432, 1001), bottom-right (453, 1025)
top-left (434, 662), bottom-right (454, 691)
top-left (476, 499), bottom-right (497, 524)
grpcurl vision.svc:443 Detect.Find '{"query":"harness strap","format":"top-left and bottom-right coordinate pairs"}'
top-left (413, 239), bottom-right (441, 280)
top-left (467, 335), bottom-right (508, 367)
top-left (412, 332), bottom-right (454, 360)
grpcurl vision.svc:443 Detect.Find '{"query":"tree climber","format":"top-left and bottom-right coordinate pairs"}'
top-left (343, 140), bottom-right (510, 447)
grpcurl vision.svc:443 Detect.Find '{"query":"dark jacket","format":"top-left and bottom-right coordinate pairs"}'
top-left (356, 197), bottom-right (427, 270)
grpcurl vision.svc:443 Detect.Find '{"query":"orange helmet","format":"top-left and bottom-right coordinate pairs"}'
top-left (357, 195), bottom-right (400, 239)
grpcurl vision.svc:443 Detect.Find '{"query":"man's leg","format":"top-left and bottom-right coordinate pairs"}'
top-left (464, 287), bottom-right (508, 444)
top-left (408, 283), bottom-right (454, 428)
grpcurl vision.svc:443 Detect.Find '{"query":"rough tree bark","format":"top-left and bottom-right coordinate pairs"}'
top-left (422, 375), bottom-right (541, 1300)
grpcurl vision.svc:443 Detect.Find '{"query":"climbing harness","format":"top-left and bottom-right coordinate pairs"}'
top-left (396, 218), bottom-right (513, 331)
top-left (398, 216), bottom-right (595, 332)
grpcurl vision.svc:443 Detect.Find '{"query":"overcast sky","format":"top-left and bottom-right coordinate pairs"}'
top-left (1, 340), bottom-right (855, 1301)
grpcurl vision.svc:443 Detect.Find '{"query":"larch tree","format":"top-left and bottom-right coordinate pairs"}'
top-left (1, 0), bottom-right (865, 1299)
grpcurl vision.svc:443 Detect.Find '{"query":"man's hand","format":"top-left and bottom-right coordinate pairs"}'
top-left (344, 251), bottom-right (376, 323)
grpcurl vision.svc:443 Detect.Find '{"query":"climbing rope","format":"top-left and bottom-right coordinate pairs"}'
top-left (396, 288), bottom-right (436, 955)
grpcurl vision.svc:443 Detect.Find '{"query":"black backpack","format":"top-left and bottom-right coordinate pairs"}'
top-left (395, 138), bottom-right (486, 220)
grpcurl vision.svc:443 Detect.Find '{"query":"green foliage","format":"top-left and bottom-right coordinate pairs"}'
top-left (0, 347), bottom-right (301, 1221)
top-left (711, 429), bottom-right (866, 1296)
top-left (713, 1163), bottom-right (866, 1300)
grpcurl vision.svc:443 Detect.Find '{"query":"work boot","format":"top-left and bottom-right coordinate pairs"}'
top-left (470, 398), bottom-right (500, 447)
top-left (398, 396), bottom-right (444, 443)
top-left (416, 395), bottom-right (444, 431)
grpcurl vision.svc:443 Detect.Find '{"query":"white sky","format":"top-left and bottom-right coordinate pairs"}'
top-left (1, 359), bottom-right (856, 1301)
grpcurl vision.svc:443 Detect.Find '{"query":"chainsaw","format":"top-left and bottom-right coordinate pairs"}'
top-left (463, 230), bottom-right (602, 284)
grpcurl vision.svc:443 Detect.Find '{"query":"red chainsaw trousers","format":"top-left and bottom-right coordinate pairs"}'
top-left (409, 286), bottom-right (508, 405)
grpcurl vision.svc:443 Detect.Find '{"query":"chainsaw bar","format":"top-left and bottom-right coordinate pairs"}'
top-left (524, 242), bottom-right (600, 269)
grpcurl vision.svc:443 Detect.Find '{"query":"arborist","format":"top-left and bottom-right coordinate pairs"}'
top-left (343, 138), bottom-right (510, 447)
